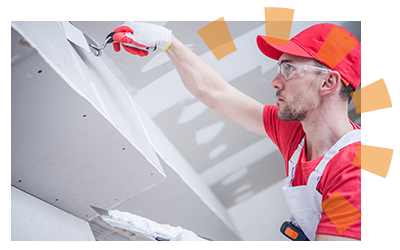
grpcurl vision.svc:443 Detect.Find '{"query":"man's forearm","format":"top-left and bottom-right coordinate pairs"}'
top-left (165, 35), bottom-right (228, 109)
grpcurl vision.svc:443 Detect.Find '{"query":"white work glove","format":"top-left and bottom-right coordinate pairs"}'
top-left (112, 21), bottom-right (172, 57)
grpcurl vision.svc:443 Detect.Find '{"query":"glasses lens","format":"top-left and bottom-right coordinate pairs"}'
top-left (282, 63), bottom-right (291, 79)
top-left (281, 62), bottom-right (297, 80)
top-left (280, 62), bottom-right (308, 80)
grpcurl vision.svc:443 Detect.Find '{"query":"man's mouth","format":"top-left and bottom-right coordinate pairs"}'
top-left (276, 91), bottom-right (285, 102)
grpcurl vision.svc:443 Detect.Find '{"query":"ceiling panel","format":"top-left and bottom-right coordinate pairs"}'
top-left (11, 28), bottom-right (166, 220)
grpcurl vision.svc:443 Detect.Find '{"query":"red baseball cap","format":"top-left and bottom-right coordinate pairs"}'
top-left (257, 23), bottom-right (361, 90)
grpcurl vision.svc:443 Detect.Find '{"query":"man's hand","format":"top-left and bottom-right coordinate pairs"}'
top-left (112, 22), bottom-right (172, 57)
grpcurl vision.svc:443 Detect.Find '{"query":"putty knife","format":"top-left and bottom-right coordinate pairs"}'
top-left (90, 205), bottom-right (168, 241)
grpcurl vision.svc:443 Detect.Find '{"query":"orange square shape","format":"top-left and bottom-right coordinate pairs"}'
top-left (197, 17), bottom-right (236, 60)
top-left (264, 7), bottom-right (294, 45)
top-left (316, 25), bottom-right (358, 69)
top-left (321, 190), bottom-right (362, 234)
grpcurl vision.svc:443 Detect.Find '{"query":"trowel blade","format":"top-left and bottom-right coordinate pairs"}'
top-left (90, 205), bottom-right (110, 217)
top-left (59, 21), bottom-right (101, 56)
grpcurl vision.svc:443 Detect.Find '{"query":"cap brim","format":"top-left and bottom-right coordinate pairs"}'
top-left (256, 35), bottom-right (313, 61)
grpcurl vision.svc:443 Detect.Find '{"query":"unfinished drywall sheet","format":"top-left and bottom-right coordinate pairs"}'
top-left (11, 23), bottom-right (166, 220)
top-left (11, 187), bottom-right (95, 241)
top-left (11, 45), bottom-right (165, 220)
top-left (12, 21), bottom-right (163, 175)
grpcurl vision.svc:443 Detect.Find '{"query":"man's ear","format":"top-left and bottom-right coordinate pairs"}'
top-left (320, 71), bottom-right (341, 96)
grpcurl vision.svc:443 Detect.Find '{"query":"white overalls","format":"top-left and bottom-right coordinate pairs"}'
top-left (282, 130), bottom-right (361, 241)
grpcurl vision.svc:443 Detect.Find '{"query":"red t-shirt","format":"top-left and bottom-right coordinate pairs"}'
top-left (263, 105), bottom-right (361, 240)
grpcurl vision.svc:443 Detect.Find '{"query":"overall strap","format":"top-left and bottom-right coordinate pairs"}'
top-left (307, 130), bottom-right (361, 191)
top-left (288, 137), bottom-right (306, 180)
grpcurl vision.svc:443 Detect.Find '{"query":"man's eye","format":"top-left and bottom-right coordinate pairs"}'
top-left (283, 63), bottom-right (294, 73)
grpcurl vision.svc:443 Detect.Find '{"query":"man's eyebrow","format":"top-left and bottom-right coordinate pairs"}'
top-left (278, 59), bottom-right (293, 65)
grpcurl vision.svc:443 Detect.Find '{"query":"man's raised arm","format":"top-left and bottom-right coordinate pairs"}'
top-left (112, 22), bottom-right (268, 137)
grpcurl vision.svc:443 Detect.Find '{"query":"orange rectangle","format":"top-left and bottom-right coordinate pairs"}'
top-left (321, 190), bottom-right (362, 234)
top-left (285, 227), bottom-right (298, 239)
top-left (264, 7), bottom-right (295, 21)
top-left (316, 25), bottom-right (358, 69)
top-left (197, 17), bottom-right (236, 60)
top-left (353, 144), bottom-right (393, 178)
top-left (264, 21), bottom-right (293, 43)
top-left (264, 7), bottom-right (294, 44)
top-left (350, 87), bottom-right (362, 113)
top-left (350, 78), bottom-right (392, 114)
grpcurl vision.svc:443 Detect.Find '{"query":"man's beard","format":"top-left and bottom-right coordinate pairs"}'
top-left (277, 102), bottom-right (307, 121)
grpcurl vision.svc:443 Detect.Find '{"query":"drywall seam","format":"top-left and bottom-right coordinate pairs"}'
top-left (195, 121), bottom-right (225, 145)
top-left (12, 186), bottom-right (96, 241)
top-left (176, 100), bottom-right (208, 124)
top-left (88, 177), bottom-right (167, 221)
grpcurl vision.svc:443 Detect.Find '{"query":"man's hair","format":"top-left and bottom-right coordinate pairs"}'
top-left (313, 60), bottom-right (354, 103)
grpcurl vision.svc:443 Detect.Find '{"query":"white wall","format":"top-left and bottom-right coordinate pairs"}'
top-left (11, 186), bottom-right (95, 241)
top-left (228, 179), bottom-right (291, 241)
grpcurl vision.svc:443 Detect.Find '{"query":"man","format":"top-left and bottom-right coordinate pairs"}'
top-left (111, 21), bottom-right (361, 241)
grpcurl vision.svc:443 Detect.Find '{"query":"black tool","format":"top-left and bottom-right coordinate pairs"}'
top-left (280, 221), bottom-right (309, 241)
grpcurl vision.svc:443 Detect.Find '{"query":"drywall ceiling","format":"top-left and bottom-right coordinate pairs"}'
top-left (11, 27), bottom-right (167, 220)
top-left (72, 21), bottom-right (361, 208)
top-left (11, 20), bottom-right (361, 240)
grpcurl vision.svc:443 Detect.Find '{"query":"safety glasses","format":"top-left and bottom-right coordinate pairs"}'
top-left (277, 61), bottom-right (331, 81)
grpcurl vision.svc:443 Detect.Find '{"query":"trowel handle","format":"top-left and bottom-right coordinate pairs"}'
top-left (105, 32), bottom-right (115, 43)
top-left (110, 32), bottom-right (157, 52)
top-left (123, 44), bottom-right (157, 52)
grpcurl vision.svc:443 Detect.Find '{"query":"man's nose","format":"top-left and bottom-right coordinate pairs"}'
top-left (271, 74), bottom-right (284, 90)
